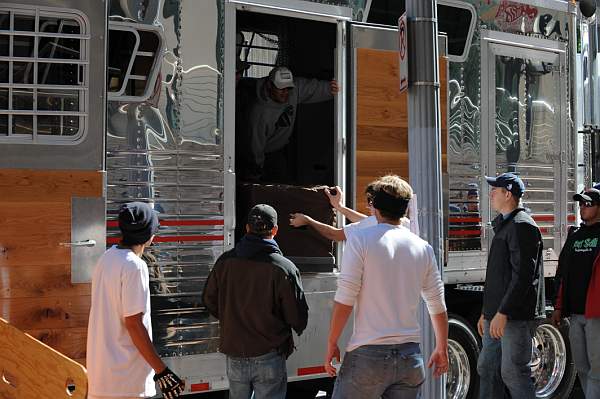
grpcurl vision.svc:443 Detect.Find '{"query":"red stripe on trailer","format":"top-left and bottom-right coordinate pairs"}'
top-left (449, 230), bottom-right (481, 237)
top-left (159, 219), bottom-right (225, 226)
top-left (533, 215), bottom-right (577, 223)
top-left (297, 366), bottom-right (326, 376)
top-left (449, 217), bottom-right (481, 223)
top-left (106, 235), bottom-right (224, 244)
top-left (190, 382), bottom-right (210, 392)
top-left (107, 219), bottom-right (224, 228)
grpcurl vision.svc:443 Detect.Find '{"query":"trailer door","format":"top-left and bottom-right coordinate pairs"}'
top-left (347, 22), bottom-right (448, 214)
top-left (481, 31), bottom-right (568, 268)
top-left (0, 0), bottom-right (106, 364)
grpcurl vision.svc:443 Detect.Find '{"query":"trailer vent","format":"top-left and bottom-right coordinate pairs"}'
top-left (0, 7), bottom-right (89, 143)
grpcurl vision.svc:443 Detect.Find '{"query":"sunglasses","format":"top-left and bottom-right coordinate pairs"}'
top-left (579, 201), bottom-right (596, 208)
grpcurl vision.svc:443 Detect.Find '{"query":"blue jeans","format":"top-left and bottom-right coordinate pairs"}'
top-left (226, 351), bottom-right (287, 399)
top-left (569, 314), bottom-right (600, 398)
top-left (332, 343), bottom-right (425, 399)
top-left (477, 319), bottom-right (535, 399)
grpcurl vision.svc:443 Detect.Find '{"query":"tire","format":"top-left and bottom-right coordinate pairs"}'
top-left (531, 319), bottom-right (577, 399)
top-left (447, 315), bottom-right (480, 399)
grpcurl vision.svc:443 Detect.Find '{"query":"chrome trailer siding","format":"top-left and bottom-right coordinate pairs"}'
top-left (105, 0), bottom-right (351, 393)
top-left (106, 0), bottom-right (224, 366)
top-left (445, 0), bottom-right (577, 284)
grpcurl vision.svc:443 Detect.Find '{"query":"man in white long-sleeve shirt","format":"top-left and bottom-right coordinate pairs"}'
top-left (324, 176), bottom-right (449, 399)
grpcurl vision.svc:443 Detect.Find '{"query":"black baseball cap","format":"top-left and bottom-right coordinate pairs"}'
top-left (247, 204), bottom-right (277, 234)
top-left (573, 188), bottom-right (600, 205)
top-left (485, 173), bottom-right (525, 198)
top-left (118, 202), bottom-right (160, 245)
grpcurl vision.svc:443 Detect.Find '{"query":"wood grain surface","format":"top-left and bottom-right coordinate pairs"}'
top-left (355, 48), bottom-right (448, 213)
top-left (0, 169), bottom-right (102, 366)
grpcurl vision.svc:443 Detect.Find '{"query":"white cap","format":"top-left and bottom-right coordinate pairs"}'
top-left (269, 67), bottom-right (295, 89)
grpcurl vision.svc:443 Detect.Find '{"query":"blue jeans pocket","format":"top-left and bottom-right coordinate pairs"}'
top-left (255, 353), bottom-right (285, 384)
top-left (401, 353), bottom-right (425, 387)
top-left (348, 349), bottom-right (389, 386)
top-left (227, 358), bottom-right (247, 382)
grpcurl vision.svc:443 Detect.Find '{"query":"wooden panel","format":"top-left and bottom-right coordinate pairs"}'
top-left (356, 125), bottom-right (409, 153)
top-left (0, 202), bottom-right (70, 267)
top-left (0, 169), bottom-right (102, 202)
top-left (355, 48), bottom-right (448, 209)
top-left (0, 318), bottom-right (87, 399)
top-left (0, 296), bottom-right (91, 330)
top-left (25, 327), bottom-right (88, 362)
top-left (0, 264), bottom-right (90, 299)
top-left (0, 168), bottom-right (102, 363)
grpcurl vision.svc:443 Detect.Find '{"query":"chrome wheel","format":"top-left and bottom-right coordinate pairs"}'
top-left (531, 323), bottom-right (567, 398)
top-left (447, 338), bottom-right (471, 399)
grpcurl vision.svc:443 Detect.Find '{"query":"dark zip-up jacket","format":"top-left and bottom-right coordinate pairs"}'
top-left (555, 223), bottom-right (600, 318)
top-left (202, 234), bottom-right (309, 358)
top-left (482, 208), bottom-right (544, 320)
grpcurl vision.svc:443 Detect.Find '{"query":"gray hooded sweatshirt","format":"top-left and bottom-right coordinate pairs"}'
top-left (246, 76), bottom-right (333, 168)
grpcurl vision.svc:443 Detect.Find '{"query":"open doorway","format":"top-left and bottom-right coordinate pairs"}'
top-left (234, 10), bottom-right (339, 270)
top-left (235, 10), bottom-right (337, 185)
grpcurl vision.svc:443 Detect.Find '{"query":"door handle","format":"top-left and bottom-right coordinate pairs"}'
top-left (60, 239), bottom-right (97, 247)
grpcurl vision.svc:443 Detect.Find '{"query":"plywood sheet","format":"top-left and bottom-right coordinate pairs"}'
top-left (0, 318), bottom-right (87, 399)
top-left (355, 48), bottom-right (448, 213)
top-left (0, 169), bottom-right (102, 365)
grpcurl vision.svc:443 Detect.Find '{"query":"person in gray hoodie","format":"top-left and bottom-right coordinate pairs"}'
top-left (239, 66), bottom-right (339, 181)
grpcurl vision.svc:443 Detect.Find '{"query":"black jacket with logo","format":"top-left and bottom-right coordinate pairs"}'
top-left (202, 234), bottom-right (309, 358)
top-left (482, 208), bottom-right (544, 320)
top-left (554, 223), bottom-right (600, 317)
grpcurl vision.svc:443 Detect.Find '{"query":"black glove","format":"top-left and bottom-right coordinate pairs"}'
top-left (154, 367), bottom-right (185, 399)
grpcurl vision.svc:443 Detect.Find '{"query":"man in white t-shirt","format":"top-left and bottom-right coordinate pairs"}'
top-left (323, 176), bottom-right (449, 399)
top-left (289, 176), bottom-right (418, 240)
top-left (86, 202), bottom-right (184, 399)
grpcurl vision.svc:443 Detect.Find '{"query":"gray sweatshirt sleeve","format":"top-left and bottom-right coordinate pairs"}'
top-left (295, 77), bottom-right (333, 104)
top-left (246, 110), bottom-right (268, 169)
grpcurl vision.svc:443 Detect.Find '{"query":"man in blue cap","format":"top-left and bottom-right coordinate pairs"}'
top-left (87, 202), bottom-right (184, 399)
top-left (476, 173), bottom-right (543, 399)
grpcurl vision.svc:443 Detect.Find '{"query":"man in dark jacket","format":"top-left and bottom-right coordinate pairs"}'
top-left (552, 188), bottom-right (600, 398)
top-left (202, 204), bottom-right (308, 399)
top-left (477, 173), bottom-right (543, 399)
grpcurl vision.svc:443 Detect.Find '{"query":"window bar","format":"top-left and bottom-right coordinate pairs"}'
top-left (7, 11), bottom-right (12, 136)
top-left (33, 8), bottom-right (39, 140)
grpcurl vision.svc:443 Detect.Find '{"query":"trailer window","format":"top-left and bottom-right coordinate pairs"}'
top-left (438, 3), bottom-right (475, 61)
top-left (0, 7), bottom-right (88, 142)
top-left (365, 0), bottom-right (475, 61)
top-left (239, 31), bottom-right (280, 78)
top-left (107, 23), bottom-right (162, 102)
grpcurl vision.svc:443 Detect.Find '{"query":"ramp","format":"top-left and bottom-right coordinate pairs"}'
top-left (0, 318), bottom-right (87, 399)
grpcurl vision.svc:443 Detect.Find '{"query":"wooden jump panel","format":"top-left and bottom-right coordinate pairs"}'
top-left (355, 48), bottom-right (448, 213)
top-left (0, 168), bottom-right (103, 365)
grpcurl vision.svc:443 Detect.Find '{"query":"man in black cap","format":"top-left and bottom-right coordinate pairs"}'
top-left (552, 188), bottom-right (600, 398)
top-left (203, 204), bottom-right (308, 399)
top-left (477, 173), bottom-right (543, 399)
top-left (87, 202), bottom-right (184, 399)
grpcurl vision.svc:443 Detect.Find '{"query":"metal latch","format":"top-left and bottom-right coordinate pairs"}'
top-left (60, 239), bottom-right (97, 247)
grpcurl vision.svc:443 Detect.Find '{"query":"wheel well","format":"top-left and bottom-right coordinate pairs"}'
top-left (445, 284), bottom-right (483, 328)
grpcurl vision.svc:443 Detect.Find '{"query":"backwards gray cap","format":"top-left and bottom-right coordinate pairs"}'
top-left (269, 67), bottom-right (295, 89)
